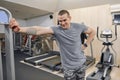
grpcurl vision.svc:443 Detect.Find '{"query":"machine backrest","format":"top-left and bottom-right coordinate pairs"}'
top-left (81, 32), bottom-right (87, 44)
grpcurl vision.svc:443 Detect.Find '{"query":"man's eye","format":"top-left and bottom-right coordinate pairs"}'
top-left (58, 19), bottom-right (67, 23)
top-left (59, 21), bottom-right (62, 22)
top-left (63, 19), bottom-right (67, 21)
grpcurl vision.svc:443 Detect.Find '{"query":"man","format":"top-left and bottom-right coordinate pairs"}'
top-left (9, 10), bottom-right (95, 80)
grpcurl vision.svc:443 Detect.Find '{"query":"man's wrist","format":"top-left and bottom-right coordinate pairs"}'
top-left (83, 43), bottom-right (88, 47)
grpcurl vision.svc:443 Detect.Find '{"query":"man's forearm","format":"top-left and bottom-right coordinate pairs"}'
top-left (18, 26), bottom-right (53, 35)
top-left (86, 29), bottom-right (96, 45)
top-left (19, 27), bottom-right (37, 35)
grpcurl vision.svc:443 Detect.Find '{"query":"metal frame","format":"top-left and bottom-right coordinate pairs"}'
top-left (0, 39), bottom-right (3, 80)
top-left (0, 7), bottom-right (15, 80)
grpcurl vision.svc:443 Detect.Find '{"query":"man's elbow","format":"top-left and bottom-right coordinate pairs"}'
top-left (89, 27), bottom-right (96, 37)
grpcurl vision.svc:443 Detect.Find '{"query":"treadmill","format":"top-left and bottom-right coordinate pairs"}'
top-left (24, 51), bottom-right (60, 66)
top-left (81, 32), bottom-right (95, 68)
top-left (39, 36), bottom-right (95, 71)
top-left (24, 34), bottom-right (61, 66)
top-left (38, 55), bottom-right (61, 71)
top-left (39, 33), bottom-right (95, 71)
top-left (39, 51), bottom-right (95, 72)
top-left (41, 44), bottom-right (95, 72)
top-left (85, 41), bottom-right (95, 69)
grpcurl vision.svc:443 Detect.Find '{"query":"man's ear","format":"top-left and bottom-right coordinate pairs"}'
top-left (69, 16), bottom-right (71, 20)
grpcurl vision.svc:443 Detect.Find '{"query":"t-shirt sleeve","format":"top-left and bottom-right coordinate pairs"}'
top-left (80, 24), bottom-right (88, 33)
top-left (51, 26), bottom-right (59, 39)
top-left (74, 23), bottom-right (88, 33)
top-left (51, 26), bottom-right (58, 35)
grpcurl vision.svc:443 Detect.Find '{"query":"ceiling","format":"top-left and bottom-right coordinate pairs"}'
top-left (0, 0), bottom-right (120, 20)
top-left (0, 0), bottom-right (51, 20)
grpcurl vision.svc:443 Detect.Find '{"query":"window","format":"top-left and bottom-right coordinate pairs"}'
top-left (112, 13), bottom-right (120, 24)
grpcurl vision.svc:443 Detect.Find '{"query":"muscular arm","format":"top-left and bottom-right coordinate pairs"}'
top-left (82, 27), bottom-right (95, 50)
top-left (84, 27), bottom-right (96, 45)
top-left (19, 26), bottom-right (54, 35)
top-left (9, 18), bottom-right (54, 35)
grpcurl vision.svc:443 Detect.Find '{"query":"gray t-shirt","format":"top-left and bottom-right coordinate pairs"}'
top-left (51, 23), bottom-right (88, 69)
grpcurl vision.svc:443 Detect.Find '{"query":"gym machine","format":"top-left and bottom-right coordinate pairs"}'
top-left (24, 51), bottom-right (60, 65)
top-left (24, 35), bottom-right (60, 66)
top-left (22, 35), bottom-right (34, 56)
top-left (86, 25), bottom-right (119, 80)
top-left (13, 32), bottom-right (22, 50)
top-left (37, 52), bottom-right (61, 71)
top-left (0, 7), bottom-right (15, 80)
top-left (21, 34), bottom-right (53, 56)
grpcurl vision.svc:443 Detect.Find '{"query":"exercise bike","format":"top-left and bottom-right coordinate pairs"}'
top-left (86, 25), bottom-right (119, 80)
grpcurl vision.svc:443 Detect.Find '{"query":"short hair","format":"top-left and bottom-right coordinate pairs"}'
top-left (58, 10), bottom-right (70, 16)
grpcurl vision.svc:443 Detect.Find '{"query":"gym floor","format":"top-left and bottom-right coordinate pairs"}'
top-left (2, 50), bottom-right (63, 80)
top-left (2, 50), bottom-right (120, 80)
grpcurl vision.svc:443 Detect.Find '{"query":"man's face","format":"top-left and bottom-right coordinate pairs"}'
top-left (58, 13), bottom-right (71, 29)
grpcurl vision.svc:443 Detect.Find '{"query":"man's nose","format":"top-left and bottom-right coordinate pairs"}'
top-left (61, 21), bottom-right (65, 25)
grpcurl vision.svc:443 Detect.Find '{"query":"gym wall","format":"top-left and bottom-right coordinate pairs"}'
top-left (26, 14), bottom-right (54, 27)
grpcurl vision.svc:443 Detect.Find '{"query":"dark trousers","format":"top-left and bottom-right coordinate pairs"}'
top-left (64, 65), bottom-right (86, 80)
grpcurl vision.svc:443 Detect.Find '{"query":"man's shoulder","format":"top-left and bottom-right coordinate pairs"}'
top-left (50, 26), bottom-right (61, 34)
top-left (71, 22), bottom-right (83, 26)
top-left (71, 23), bottom-right (84, 29)
top-left (51, 25), bottom-right (60, 30)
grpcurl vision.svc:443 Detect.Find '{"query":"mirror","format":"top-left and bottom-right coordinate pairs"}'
top-left (0, 7), bottom-right (11, 35)
top-left (0, 10), bottom-right (9, 24)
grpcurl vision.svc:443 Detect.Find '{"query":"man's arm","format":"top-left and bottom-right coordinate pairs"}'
top-left (82, 27), bottom-right (96, 50)
top-left (19, 26), bottom-right (54, 35)
top-left (9, 18), bottom-right (54, 35)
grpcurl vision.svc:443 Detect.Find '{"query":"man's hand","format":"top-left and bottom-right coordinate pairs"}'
top-left (9, 18), bottom-right (20, 32)
top-left (81, 44), bottom-right (87, 50)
